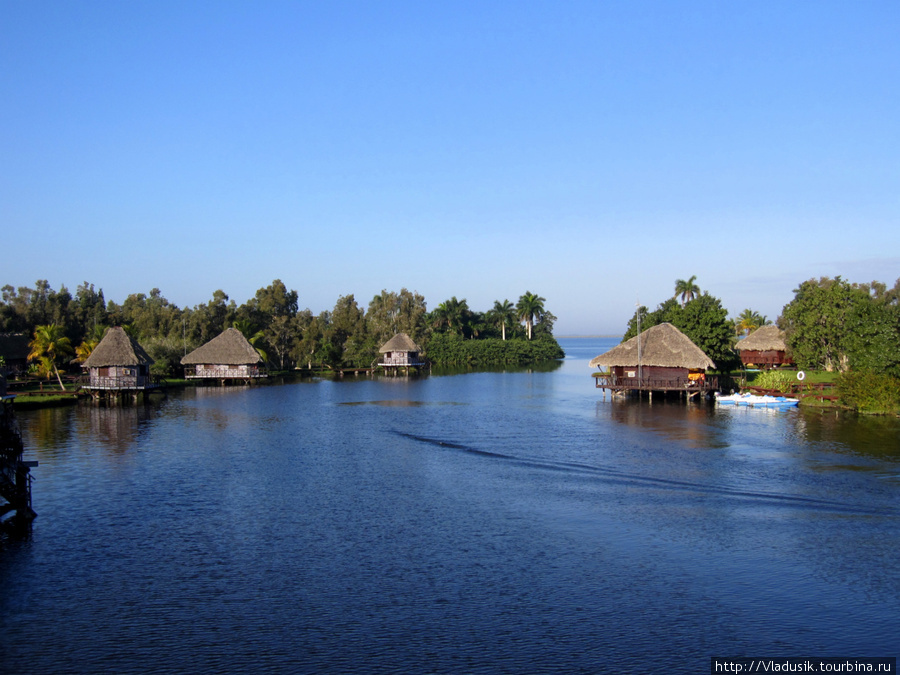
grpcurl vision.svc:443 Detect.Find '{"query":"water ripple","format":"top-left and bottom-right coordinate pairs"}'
top-left (391, 430), bottom-right (896, 516)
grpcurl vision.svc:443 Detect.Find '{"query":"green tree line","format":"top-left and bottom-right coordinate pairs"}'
top-left (623, 275), bottom-right (900, 413)
top-left (622, 275), bottom-right (900, 377)
top-left (1, 281), bottom-right (562, 376)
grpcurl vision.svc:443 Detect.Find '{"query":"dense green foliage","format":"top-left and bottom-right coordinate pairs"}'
top-left (751, 370), bottom-right (795, 392)
top-left (837, 370), bottom-right (900, 415)
top-left (1, 280), bottom-right (561, 375)
top-left (779, 277), bottom-right (900, 375)
top-left (425, 334), bottom-right (564, 366)
top-left (623, 291), bottom-right (739, 370)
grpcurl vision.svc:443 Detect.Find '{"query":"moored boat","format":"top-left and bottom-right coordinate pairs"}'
top-left (715, 392), bottom-right (799, 408)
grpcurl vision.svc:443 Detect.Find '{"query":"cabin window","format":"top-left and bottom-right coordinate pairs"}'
top-left (626, 371), bottom-right (636, 378)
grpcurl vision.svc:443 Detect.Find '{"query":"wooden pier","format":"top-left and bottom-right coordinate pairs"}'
top-left (1, 381), bottom-right (37, 535)
top-left (593, 371), bottom-right (720, 400)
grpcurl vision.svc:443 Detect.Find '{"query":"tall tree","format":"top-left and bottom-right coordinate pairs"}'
top-left (674, 276), bottom-right (700, 307)
top-left (249, 279), bottom-right (298, 323)
top-left (733, 309), bottom-right (770, 336)
top-left (430, 297), bottom-right (470, 336)
top-left (28, 324), bottom-right (73, 390)
top-left (487, 299), bottom-right (516, 340)
top-left (516, 292), bottom-right (545, 340)
top-left (674, 292), bottom-right (738, 369)
top-left (780, 276), bottom-right (900, 374)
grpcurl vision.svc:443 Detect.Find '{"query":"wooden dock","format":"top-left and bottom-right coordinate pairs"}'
top-left (593, 372), bottom-right (721, 400)
top-left (1, 390), bottom-right (37, 535)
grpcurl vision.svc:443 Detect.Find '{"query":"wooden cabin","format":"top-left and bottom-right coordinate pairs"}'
top-left (589, 323), bottom-right (717, 397)
top-left (736, 325), bottom-right (793, 369)
top-left (181, 327), bottom-right (266, 383)
top-left (81, 327), bottom-right (156, 395)
top-left (379, 333), bottom-right (425, 372)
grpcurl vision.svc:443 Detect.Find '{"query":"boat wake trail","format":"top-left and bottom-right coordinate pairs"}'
top-left (390, 430), bottom-right (896, 516)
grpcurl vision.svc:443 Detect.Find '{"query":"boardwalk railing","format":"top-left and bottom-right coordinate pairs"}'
top-left (184, 366), bottom-right (266, 379)
top-left (595, 374), bottom-right (720, 393)
top-left (380, 357), bottom-right (426, 367)
top-left (84, 375), bottom-right (158, 390)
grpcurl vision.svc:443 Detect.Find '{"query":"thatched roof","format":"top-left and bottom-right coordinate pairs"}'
top-left (589, 323), bottom-right (715, 370)
top-left (736, 324), bottom-right (787, 352)
top-left (379, 333), bottom-right (421, 353)
top-left (181, 327), bottom-right (263, 365)
top-left (82, 327), bottom-right (154, 368)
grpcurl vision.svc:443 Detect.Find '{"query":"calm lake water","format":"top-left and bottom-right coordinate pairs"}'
top-left (2, 338), bottom-right (898, 674)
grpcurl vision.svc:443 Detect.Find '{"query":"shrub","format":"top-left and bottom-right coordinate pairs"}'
top-left (751, 370), bottom-right (795, 393)
top-left (424, 334), bottom-right (565, 366)
top-left (837, 370), bottom-right (900, 415)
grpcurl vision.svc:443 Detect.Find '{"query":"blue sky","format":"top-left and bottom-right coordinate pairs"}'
top-left (3, 1), bottom-right (898, 335)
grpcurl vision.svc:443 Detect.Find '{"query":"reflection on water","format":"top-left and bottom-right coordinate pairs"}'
top-left (1, 340), bottom-right (898, 674)
top-left (605, 397), bottom-right (728, 448)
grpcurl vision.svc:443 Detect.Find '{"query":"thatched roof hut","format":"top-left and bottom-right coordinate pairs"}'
top-left (589, 323), bottom-right (714, 370)
top-left (736, 324), bottom-right (786, 352)
top-left (181, 327), bottom-right (266, 380)
top-left (81, 327), bottom-right (155, 391)
top-left (181, 328), bottom-right (263, 366)
top-left (379, 333), bottom-right (424, 369)
top-left (735, 324), bottom-right (792, 368)
top-left (379, 333), bottom-right (422, 354)
top-left (83, 327), bottom-right (154, 369)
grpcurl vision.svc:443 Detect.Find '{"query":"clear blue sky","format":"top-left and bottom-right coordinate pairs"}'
top-left (3, 1), bottom-right (898, 335)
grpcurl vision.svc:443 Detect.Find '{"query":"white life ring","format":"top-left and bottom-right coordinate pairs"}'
top-left (797, 371), bottom-right (806, 381)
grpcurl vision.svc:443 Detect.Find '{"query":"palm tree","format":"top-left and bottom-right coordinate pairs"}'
top-left (487, 299), bottom-right (517, 340)
top-left (74, 324), bottom-right (107, 364)
top-left (28, 324), bottom-right (74, 390)
top-left (74, 339), bottom-right (99, 364)
top-left (516, 292), bottom-right (545, 340)
top-left (430, 297), bottom-right (469, 336)
top-left (233, 319), bottom-right (269, 363)
top-left (733, 309), bottom-right (770, 336)
top-left (674, 276), bottom-right (700, 307)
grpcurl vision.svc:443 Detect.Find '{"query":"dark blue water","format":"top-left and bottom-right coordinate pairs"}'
top-left (2, 338), bottom-right (898, 674)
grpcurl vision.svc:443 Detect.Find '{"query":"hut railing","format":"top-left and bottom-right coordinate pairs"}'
top-left (184, 365), bottom-right (266, 379)
top-left (595, 374), bottom-right (719, 392)
top-left (380, 356), bottom-right (425, 366)
top-left (85, 375), bottom-right (156, 389)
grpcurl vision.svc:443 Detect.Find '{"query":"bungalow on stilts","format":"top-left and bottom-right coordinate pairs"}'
top-left (80, 326), bottom-right (159, 403)
top-left (590, 322), bottom-right (718, 400)
top-left (736, 325), bottom-right (793, 369)
top-left (181, 327), bottom-right (267, 385)
top-left (379, 333), bottom-right (426, 375)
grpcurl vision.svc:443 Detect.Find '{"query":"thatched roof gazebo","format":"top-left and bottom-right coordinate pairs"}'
top-left (736, 324), bottom-right (793, 369)
top-left (82, 327), bottom-right (156, 392)
top-left (379, 333), bottom-right (425, 372)
top-left (181, 327), bottom-right (266, 382)
top-left (590, 323), bottom-right (717, 396)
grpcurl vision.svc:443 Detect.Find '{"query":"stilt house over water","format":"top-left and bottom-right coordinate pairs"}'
top-left (181, 327), bottom-right (266, 383)
top-left (736, 324), bottom-right (793, 369)
top-left (81, 327), bottom-right (156, 392)
top-left (589, 322), bottom-right (718, 396)
top-left (379, 333), bottom-right (425, 372)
